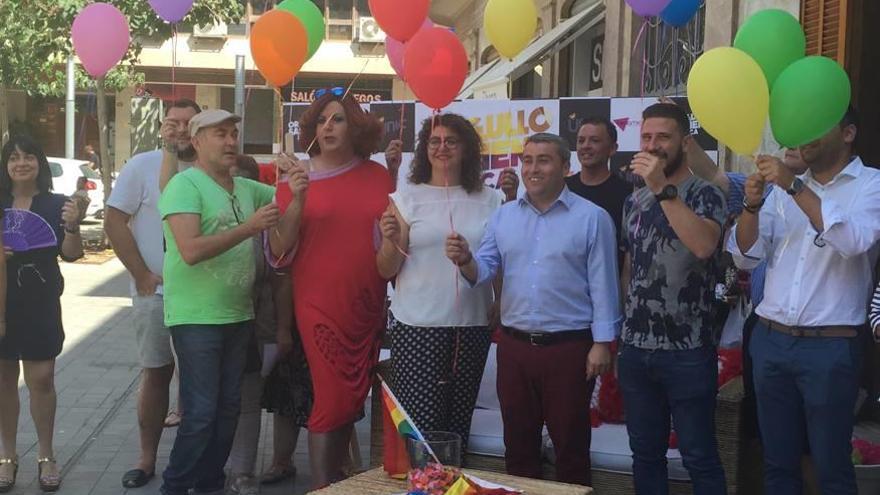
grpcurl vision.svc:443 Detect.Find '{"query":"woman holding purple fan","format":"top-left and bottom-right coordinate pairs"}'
top-left (0, 135), bottom-right (83, 492)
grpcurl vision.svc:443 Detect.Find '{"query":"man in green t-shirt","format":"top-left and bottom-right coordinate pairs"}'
top-left (157, 109), bottom-right (286, 495)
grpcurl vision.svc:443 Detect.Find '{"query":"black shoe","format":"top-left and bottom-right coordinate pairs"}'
top-left (122, 468), bottom-right (155, 489)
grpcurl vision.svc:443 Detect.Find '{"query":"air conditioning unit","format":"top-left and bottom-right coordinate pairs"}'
top-left (358, 17), bottom-right (386, 43)
top-left (193, 23), bottom-right (228, 39)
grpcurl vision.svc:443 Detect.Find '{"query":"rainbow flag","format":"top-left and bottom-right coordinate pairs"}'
top-left (381, 380), bottom-right (425, 442)
top-left (380, 377), bottom-right (433, 478)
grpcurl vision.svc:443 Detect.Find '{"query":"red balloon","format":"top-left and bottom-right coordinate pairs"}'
top-left (368, 0), bottom-right (430, 42)
top-left (404, 28), bottom-right (468, 110)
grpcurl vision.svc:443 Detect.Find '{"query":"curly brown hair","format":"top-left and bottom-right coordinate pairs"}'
top-left (298, 93), bottom-right (383, 158)
top-left (410, 113), bottom-right (484, 193)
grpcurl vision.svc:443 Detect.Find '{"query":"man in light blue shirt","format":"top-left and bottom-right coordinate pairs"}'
top-left (446, 133), bottom-right (621, 486)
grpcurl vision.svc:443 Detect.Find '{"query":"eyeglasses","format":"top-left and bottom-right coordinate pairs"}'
top-left (230, 195), bottom-right (243, 225)
top-left (314, 87), bottom-right (345, 99)
top-left (427, 137), bottom-right (460, 150)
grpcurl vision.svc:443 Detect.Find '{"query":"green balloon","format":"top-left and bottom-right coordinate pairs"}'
top-left (278, 0), bottom-right (325, 61)
top-left (770, 56), bottom-right (851, 147)
top-left (734, 9), bottom-right (805, 88)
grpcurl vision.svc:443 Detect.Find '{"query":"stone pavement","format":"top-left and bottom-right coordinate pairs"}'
top-left (5, 257), bottom-right (371, 494)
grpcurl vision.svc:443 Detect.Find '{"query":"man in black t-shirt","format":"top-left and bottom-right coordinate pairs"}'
top-left (565, 117), bottom-right (633, 242)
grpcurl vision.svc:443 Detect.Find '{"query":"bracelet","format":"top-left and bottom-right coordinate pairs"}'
top-left (64, 226), bottom-right (80, 234)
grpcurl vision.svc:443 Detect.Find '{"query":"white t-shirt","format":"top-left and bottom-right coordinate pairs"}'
top-left (390, 184), bottom-right (504, 327)
top-left (107, 150), bottom-right (192, 297)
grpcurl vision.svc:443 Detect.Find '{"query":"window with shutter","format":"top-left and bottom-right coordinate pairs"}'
top-left (801, 0), bottom-right (849, 64)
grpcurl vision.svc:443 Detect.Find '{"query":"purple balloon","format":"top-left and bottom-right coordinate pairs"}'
top-left (626, 0), bottom-right (673, 17)
top-left (148, 0), bottom-right (194, 23)
top-left (386, 19), bottom-right (433, 79)
top-left (72, 3), bottom-right (130, 78)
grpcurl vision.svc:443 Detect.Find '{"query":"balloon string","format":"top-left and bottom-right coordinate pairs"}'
top-left (658, 19), bottom-right (665, 98)
top-left (673, 26), bottom-right (680, 96)
top-left (398, 50), bottom-right (408, 143)
top-left (398, 102), bottom-right (406, 142)
top-left (171, 24), bottom-right (178, 100)
top-left (508, 96), bottom-right (513, 182)
top-left (274, 85), bottom-right (284, 188)
top-left (433, 109), bottom-right (462, 377)
top-left (632, 19), bottom-right (648, 99)
top-left (631, 19), bottom-right (648, 60)
top-left (77, 92), bottom-right (94, 153)
top-left (451, 327), bottom-right (461, 378)
top-left (641, 31), bottom-right (649, 99)
top-left (433, 111), bottom-right (461, 314)
top-left (274, 86), bottom-right (284, 150)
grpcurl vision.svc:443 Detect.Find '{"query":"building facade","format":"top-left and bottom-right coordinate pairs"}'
top-left (5, 0), bottom-right (876, 168)
top-left (5, 0), bottom-right (403, 169)
top-left (449, 0), bottom-right (878, 164)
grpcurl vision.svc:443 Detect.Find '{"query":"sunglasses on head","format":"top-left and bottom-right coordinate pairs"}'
top-left (314, 87), bottom-right (345, 99)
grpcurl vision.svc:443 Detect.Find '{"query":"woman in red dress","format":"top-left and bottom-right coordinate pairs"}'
top-left (270, 91), bottom-right (390, 488)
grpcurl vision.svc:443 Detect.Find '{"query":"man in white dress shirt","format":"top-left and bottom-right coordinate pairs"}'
top-left (729, 107), bottom-right (880, 495)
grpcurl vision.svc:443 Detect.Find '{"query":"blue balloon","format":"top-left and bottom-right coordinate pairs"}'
top-left (660, 0), bottom-right (701, 27)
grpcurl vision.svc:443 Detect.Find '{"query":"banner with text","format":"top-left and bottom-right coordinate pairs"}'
top-left (283, 97), bottom-right (717, 191)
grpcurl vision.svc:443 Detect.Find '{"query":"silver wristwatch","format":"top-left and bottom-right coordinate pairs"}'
top-left (786, 178), bottom-right (805, 196)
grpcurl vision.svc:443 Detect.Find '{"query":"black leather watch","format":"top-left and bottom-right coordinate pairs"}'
top-left (787, 177), bottom-right (805, 196)
top-left (655, 184), bottom-right (678, 202)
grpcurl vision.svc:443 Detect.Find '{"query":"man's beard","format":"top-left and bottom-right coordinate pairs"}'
top-left (177, 144), bottom-right (196, 162)
top-left (661, 146), bottom-right (685, 177)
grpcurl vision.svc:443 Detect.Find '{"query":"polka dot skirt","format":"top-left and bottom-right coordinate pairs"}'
top-left (389, 314), bottom-right (492, 449)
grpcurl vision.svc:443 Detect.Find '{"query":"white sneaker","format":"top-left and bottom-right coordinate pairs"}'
top-left (226, 475), bottom-right (260, 495)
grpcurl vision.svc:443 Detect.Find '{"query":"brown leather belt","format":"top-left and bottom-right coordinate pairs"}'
top-left (502, 326), bottom-right (591, 346)
top-left (759, 317), bottom-right (859, 338)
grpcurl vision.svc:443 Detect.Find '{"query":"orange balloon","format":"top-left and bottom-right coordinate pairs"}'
top-left (250, 9), bottom-right (308, 87)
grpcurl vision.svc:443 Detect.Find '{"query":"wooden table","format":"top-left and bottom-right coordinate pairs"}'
top-left (312, 467), bottom-right (593, 494)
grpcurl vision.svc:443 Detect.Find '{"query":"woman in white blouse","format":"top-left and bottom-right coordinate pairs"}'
top-left (376, 114), bottom-right (509, 452)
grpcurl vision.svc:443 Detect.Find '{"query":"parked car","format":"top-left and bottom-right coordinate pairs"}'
top-left (46, 157), bottom-right (106, 219)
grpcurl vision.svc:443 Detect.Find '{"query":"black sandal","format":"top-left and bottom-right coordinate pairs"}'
top-left (121, 468), bottom-right (154, 489)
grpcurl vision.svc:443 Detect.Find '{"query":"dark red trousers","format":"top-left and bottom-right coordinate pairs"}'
top-left (496, 330), bottom-right (595, 486)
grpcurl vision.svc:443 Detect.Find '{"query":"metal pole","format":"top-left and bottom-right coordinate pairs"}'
top-left (234, 54), bottom-right (245, 153)
top-left (65, 56), bottom-right (76, 159)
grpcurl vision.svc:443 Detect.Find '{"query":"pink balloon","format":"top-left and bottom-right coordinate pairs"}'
top-left (148, 0), bottom-right (194, 23)
top-left (625, 0), bottom-right (673, 16)
top-left (386, 19), bottom-right (433, 79)
top-left (72, 3), bottom-right (130, 78)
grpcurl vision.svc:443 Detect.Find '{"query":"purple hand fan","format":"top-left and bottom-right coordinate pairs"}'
top-left (3, 208), bottom-right (58, 252)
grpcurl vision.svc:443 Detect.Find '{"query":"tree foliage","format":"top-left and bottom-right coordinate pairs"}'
top-left (0, 0), bottom-right (245, 96)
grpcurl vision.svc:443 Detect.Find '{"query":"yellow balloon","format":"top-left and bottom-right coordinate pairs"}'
top-left (484, 0), bottom-right (537, 60)
top-left (686, 47), bottom-right (769, 156)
